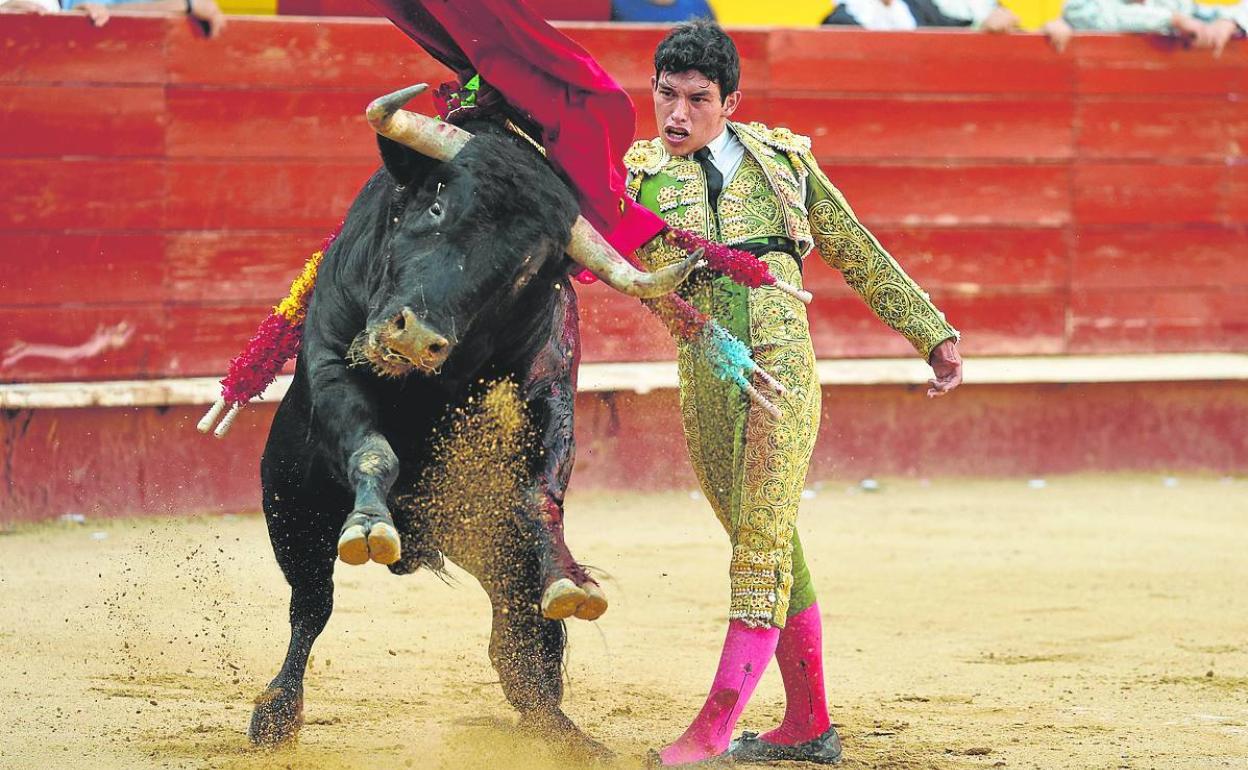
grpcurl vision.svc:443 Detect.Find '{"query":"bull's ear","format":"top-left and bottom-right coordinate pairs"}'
top-left (377, 135), bottom-right (438, 187)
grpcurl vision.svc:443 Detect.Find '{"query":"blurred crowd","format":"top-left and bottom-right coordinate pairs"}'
top-left (0, 0), bottom-right (1242, 55)
top-left (613, 0), bottom-right (1245, 55)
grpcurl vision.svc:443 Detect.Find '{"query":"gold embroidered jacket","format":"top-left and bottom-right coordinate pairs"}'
top-left (624, 121), bottom-right (959, 358)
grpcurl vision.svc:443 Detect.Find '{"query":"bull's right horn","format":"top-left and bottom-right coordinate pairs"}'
top-left (366, 84), bottom-right (470, 160)
top-left (568, 218), bottom-right (702, 299)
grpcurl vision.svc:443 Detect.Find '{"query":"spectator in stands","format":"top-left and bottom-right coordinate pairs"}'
top-left (0, 0), bottom-right (225, 35)
top-left (823, 0), bottom-right (1075, 51)
top-left (823, 0), bottom-right (969, 29)
top-left (612, 0), bottom-right (714, 22)
top-left (0, 0), bottom-right (108, 24)
top-left (1064, 0), bottom-right (1245, 55)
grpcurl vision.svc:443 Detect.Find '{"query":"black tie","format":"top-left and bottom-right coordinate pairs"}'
top-left (693, 146), bottom-right (723, 211)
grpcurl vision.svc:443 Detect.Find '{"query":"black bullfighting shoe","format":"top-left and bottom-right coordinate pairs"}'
top-left (727, 726), bottom-right (843, 765)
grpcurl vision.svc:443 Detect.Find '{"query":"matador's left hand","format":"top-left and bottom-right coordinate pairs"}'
top-left (926, 339), bottom-right (962, 398)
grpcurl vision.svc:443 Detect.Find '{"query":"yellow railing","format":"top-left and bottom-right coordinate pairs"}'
top-left (218, 0), bottom-right (277, 14)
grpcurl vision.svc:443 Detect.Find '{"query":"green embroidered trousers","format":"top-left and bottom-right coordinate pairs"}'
top-left (674, 250), bottom-right (821, 628)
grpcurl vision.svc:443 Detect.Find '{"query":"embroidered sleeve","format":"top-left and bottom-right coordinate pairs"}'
top-left (802, 154), bottom-right (959, 359)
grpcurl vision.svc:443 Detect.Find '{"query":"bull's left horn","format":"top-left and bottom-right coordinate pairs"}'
top-left (568, 218), bottom-right (701, 299)
top-left (366, 84), bottom-right (471, 160)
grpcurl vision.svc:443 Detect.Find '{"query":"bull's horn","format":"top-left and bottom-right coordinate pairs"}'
top-left (568, 218), bottom-right (702, 299)
top-left (365, 84), bottom-right (471, 160)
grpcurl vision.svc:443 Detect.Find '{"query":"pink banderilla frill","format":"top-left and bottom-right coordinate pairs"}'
top-left (196, 227), bottom-right (340, 438)
top-left (664, 228), bottom-right (813, 305)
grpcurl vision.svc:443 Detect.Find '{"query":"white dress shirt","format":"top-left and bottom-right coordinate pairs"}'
top-left (700, 125), bottom-right (747, 187)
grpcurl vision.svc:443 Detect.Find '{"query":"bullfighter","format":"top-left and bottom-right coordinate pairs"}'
top-left (624, 20), bottom-right (963, 766)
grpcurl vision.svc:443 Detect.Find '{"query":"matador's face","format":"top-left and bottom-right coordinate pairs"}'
top-left (651, 70), bottom-right (741, 157)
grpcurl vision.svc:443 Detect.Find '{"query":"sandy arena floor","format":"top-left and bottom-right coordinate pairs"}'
top-left (2, 475), bottom-right (1247, 770)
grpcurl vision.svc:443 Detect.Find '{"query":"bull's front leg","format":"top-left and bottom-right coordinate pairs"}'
top-left (307, 356), bottom-right (403, 567)
top-left (335, 433), bottom-right (402, 565)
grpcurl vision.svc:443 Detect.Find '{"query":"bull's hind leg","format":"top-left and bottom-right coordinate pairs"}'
top-left (486, 579), bottom-right (612, 761)
top-left (250, 455), bottom-right (345, 745)
top-left (451, 533), bottom-right (612, 762)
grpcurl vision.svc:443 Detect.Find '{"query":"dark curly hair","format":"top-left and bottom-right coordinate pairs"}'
top-left (653, 19), bottom-right (740, 101)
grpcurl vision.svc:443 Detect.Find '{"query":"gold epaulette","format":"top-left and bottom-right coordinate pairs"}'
top-left (624, 138), bottom-right (669, 177)
top-left (735, 121), bottom-right (813, 156)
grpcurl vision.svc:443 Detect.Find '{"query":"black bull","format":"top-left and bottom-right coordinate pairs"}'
top-left (249, 109), bottom-right (692, 755)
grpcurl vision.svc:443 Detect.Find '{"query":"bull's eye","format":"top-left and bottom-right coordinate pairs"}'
top-left (429, 201), bottom-right (444, 217)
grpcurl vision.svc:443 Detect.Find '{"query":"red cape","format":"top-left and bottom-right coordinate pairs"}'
top-left (367, 0), bottom-right (666, 259)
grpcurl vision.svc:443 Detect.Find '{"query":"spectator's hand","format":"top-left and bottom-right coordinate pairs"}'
top-left (981, 6), bottom-right (1021, 33)
top-left (1172, 13), bottom-right (1214, 47)
top-left (1208, 18), bottom-right (1240, 57)
top-left (926, 339), bottom-right (962, 398)
top-left (188, 0), bottom-right (226, 37)
top-left (1042, 18), bottom-right (1074, 53)
top-left (78, 1), bottom-right (110, 26)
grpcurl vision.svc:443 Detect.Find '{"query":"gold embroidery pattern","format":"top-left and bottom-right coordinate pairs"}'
top-left (648, 156), bottom-right (712, 236)
top-left (809, 194), bottom-right (959, 359)
top-left (729, 252), bottom-right (819, 626)
top-left (675, 279), bottom-right (737, 526)
top-left (625, 170), bottom-right (643, 203)
top-left (718, 160), bottom-right (784, 245)
top-left (623, 138), bottom-right (668, 176)
top-left (634, 234), bottom-right (692, 272)
top-left (672, 253), bottom-right (819, 628)
top-left (731, 122), bottom-right (814, 255)
top-left (739, 121), bottom-right (811, 155)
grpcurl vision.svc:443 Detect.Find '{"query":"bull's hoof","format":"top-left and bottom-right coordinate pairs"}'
top-left (248, 684), bottom-right (304, 746)
top-left (541, 578), bottom-right (589, 620)
top-left (519, 710), bottom-right (614, 763)
top-left (366, 521), bottom-right (402, 565)
top-left (337, 524), bottom-right (370, 565)
top-left (337, 513), bottom-right (402, 566)
top-left (574, 581), bottom-right (608, 621)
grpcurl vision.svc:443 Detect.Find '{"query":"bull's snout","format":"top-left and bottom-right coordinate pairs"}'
top-left (375, 307), bottom-right (452, 373)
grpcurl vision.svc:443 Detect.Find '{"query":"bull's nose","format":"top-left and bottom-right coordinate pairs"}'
top-left (388, 307), bottom-right (451, 367)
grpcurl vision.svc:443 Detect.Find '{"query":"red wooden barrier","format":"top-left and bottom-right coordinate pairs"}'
top-left (5, 380), bottom-right (1247, 523)
top-left (3, 16), bottom-right (1246, 385)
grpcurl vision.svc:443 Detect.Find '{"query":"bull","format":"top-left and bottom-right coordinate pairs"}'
top-left (249, 85), bottom-right (698, 754)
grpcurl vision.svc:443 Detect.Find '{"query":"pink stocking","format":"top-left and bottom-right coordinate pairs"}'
top-left (761, 602), bottom-right (830, 745)
top-left (659, 620), bottom-right (780, 765)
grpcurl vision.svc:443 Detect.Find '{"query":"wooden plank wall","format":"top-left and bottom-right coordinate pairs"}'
top-left (1, 16), bottom-right (1245, 385)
